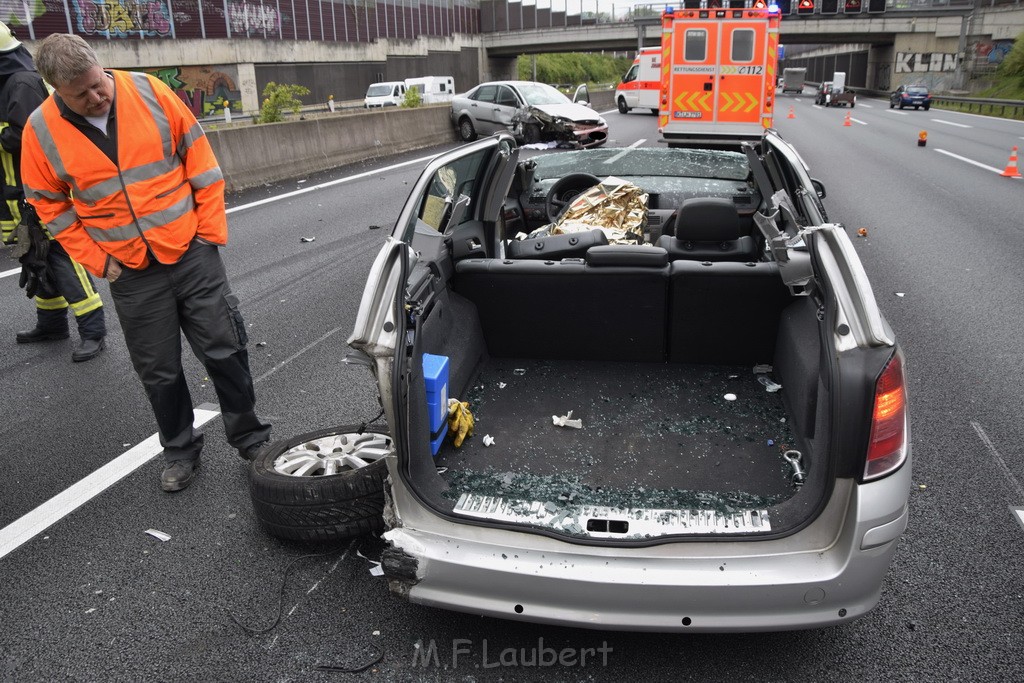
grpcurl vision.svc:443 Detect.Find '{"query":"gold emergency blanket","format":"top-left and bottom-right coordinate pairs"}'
top-left (552, 176), bottom-right (648, 244)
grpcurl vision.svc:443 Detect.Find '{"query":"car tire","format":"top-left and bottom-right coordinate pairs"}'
top-left (914, 105), bottom-right (919, 110)
top-left (899, 103), bottom-right (905, 110)
top-left (458, 117), bottom-right (477, 142)
top-left (650, 108), bottom-right (659, 115)
top-left (617, 98), bottom-right (629, 114)
top-left (248, 425), bottom-right (393, 542)
top-left (923, 105), bottom-right (930, 111)
top-left (890, 101), bottom-right (895, 109)
top-left (850, 100), bottom-right (856, 108)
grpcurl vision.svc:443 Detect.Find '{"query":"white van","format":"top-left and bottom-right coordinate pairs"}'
top-left (615, 46), bottom-right (661, 114)
top-left (404, 76), bottom-right (455, 104)
top-left (364, 81), bottom-right (406, 108)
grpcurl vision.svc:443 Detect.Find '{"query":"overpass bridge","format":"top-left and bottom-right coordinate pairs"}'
top-left (6, 0), bottom-right (1021, 115)
top-left (479, 1), bottom-right (1024, 92)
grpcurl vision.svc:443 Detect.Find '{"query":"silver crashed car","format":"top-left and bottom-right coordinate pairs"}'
top-left (296, 131), bottom-right (912, 632)
top-left (450, 80), bottom-right (608, 148)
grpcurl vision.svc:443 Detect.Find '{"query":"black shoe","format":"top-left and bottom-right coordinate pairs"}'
top-left (238, 440), bottom-right (271, 462)
top-left (16, 326), bottom-right (70, 344)
top-left (72, 337), bottom-right (105, 362)
top-left (161, 459), bottom-right (200, 492)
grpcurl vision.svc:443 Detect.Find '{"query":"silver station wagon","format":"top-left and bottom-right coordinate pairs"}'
top-left (252, 131), bottom-right (911, 632)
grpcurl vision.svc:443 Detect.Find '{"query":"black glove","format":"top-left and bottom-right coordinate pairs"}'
top-left (15, 205), bottom-right (51, 299)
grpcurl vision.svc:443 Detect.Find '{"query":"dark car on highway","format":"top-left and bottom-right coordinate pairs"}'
top-left (890, 85), bottom-right (932, 110)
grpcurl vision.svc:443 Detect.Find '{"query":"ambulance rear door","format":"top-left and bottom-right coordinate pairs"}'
top-left (663, 13), bottom-right (772, 138)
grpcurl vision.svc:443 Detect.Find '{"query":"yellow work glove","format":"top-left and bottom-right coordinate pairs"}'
top-left (447, 398), bottom-right (474, 448)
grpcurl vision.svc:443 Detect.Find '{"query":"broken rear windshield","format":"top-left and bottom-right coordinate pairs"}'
top-left (531, 147), bottom-right (750, 182)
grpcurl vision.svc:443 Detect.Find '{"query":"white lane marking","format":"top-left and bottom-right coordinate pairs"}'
top-left (930, 119), bottom-right (971, 129)
top-left (850, 117), bottom-right (868, 125)
top-left (2, 155), bottom-right (439, 282)
top-left (935, 148), bottom-right (1019, 177)
top-left (226, 154), bottom-right (437, 214)
top-left (604, 138), bottom-right (646, 164)
top-left (1012, 508), bottom-right (1024, 534)
top-left (857, 103), bottom-right (874, 108)
top-left (886, 110), bottom-right (909, 116)
top-left (0, 406), bottom-right (221, 560)
top-left (971, 421), bottom-right (1024, 500)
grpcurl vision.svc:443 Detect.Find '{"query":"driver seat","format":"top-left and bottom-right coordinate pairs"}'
top-left (656, 197), bottom-right (756, 262)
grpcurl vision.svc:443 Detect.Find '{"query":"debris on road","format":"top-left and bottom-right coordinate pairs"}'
top-left (144, 529), bottom-right (171, 542)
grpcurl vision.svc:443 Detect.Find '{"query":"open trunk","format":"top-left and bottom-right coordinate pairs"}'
top-left (400, 255), bottom-right (834, 541)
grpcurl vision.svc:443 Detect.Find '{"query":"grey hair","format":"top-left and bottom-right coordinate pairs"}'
top-left (34, 34), bottom-right (100, 88)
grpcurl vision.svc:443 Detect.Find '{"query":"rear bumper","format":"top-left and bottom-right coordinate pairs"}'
top-left (382, 464), bottom-right (911, 632)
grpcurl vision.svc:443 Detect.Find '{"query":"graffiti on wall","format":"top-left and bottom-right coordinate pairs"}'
top-left (146, 65), bottom-right (242, 117)
top-left (228, 2), bottom-right (279, 36)
top-left (974, 40), bottom-right (1014, 65)
top-left (895, 52), bottom-right (960, 73)
top-left (71, 0), bottom-right (172, 37)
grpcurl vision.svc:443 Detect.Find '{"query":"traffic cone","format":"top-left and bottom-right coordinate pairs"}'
top-left (1001, 146), bottom-right (1022, 178)
top-left (787, 106), bottom-right (795, 119)
top-left (843, 112), bottom-right (852, 127)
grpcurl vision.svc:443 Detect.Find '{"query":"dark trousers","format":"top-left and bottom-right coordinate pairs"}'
top-left (110, 241), bottom-right (271, 462)
top-left (34, 239), bottom-right (106, 340)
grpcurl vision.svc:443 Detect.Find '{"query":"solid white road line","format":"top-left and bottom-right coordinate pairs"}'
top-left (0, 405), bottom-right (221, 560)
top-left (935, 148), bottom-right (1019, 176)
top-left (886, 110), bottom-right (909, 116)
top-left (226, 154), bottom-right (438, 214)
top-left (930, 119), bottom-right (971, 128)
top-left (1, 155), bottom-right (440, 281)
top-left (850, 117), bottom-right (868, 125)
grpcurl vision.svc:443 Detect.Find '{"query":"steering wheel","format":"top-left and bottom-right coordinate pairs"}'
top-left (544, 173), bottom-right (600, 223)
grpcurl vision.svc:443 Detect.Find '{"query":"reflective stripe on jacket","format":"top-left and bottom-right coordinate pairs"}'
top-left (20, 70), bottom-right (226, 277)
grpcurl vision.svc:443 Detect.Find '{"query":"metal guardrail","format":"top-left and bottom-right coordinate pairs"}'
top-left (932, 96), bottom-right (1024, 119)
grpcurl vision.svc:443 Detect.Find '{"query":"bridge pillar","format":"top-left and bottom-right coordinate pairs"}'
top-left (485, 54), bottom-right (519, 81)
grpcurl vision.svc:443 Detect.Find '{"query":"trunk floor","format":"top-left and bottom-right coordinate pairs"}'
top-left (435, 359), bottom-right (800, 510)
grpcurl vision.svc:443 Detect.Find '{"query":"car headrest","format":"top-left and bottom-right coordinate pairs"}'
top-left (676, 198), bottom-right (740, 242)
top-left (586, 245), bottom-right (668, 267)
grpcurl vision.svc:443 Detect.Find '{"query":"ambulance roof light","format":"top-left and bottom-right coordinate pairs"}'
top-left (768, 3), bottom-right (781, 11)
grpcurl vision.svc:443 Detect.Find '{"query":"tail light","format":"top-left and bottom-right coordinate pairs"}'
top-left (864, 353), bottom-right (908, 480)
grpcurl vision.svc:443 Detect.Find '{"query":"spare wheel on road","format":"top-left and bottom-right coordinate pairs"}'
top-left (248, 425), bottom-right (393, 542)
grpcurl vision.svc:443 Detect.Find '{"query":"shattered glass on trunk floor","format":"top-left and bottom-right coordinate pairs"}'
top-left (434, 359), bottom-right (801, 535)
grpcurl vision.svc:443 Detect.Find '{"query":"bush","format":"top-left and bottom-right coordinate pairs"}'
top-left (256, 82), bottom-right (311, 124)
top-left (401, 87), bottom-right (422, 108)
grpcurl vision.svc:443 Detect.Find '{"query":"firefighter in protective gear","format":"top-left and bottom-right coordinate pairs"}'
top-left (0, 22), bottom-right (105, 361)
top-left (21, 33), bottom-right (271, 493)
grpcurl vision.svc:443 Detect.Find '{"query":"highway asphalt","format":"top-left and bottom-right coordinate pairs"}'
top-left (1, 98), bottom-right (1023, 681)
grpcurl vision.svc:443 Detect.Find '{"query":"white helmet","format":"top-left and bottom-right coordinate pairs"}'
top-left (0, 22), bottom-right (23, 53)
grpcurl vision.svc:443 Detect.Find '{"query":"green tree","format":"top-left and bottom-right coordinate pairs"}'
top-left (997, 32), bottom-right (1024, 84)
top-left (401, 86), bottom-right (422, 108)
top-left (256, 82), bottom-right (311, 124)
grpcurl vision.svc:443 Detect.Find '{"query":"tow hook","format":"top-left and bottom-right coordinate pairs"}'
top-left (783, 450), bottom-right (806, 487)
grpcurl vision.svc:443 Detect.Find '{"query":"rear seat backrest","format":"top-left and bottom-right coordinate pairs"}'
top-left (668, 260), bottom-right (792, 364)
top-left (656, 197), bottom-right (757, 262)
top-left (453, 248), bottom-right (669, 362)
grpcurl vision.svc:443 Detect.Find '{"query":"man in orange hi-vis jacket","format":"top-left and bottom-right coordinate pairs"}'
top-left (21, 34), bottom-right (272, 492)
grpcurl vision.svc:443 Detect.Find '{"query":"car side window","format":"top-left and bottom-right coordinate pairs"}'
top-left (473, 85), bottom-right (497, 104)
top-left (623, 65), bottom-right (639, 83)
top-left (496, 86), bottom-right (519, 108)
top-left (401, 147), bottom-right (494, 240)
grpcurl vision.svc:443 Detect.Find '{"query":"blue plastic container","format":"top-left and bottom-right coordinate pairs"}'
top-left (422, 353), bottom-right (450, 456)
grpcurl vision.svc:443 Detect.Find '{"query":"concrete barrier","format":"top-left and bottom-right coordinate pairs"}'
top-left (207, 106), bottom-right (459, 192)
top-left (206, 89), bottom-right (616, 192)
